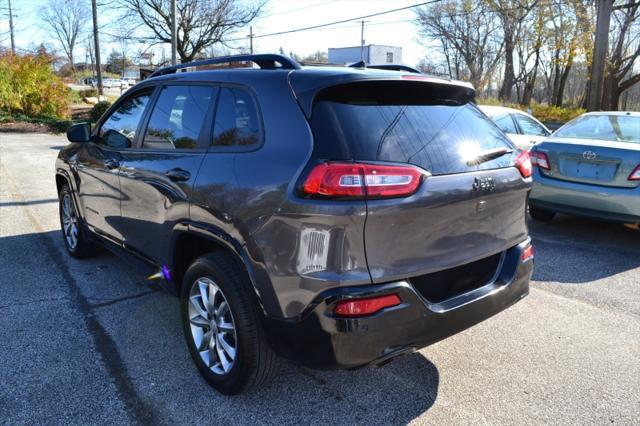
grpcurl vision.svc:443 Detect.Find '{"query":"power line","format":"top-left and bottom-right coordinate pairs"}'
top-left (226, 0), bottom-right (441, 42)
top-left (264, 0), bottom-right (340, 18)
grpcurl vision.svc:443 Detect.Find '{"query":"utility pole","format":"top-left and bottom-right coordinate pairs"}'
top-left (91, 0), bottom-right (103, 96)
top-left (359, 20), bottom-right (368, 63)
top-left (8, 0), bottom-right (15, 54)
top-left (171, 0), bottom-right (177, 65)
top-left (249, 26), bottom-right (253, 54)
top-left (586, 0), bottom-right (612, 111)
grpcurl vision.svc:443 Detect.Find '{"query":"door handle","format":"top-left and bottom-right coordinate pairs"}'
top-left (104, 158), bottom-right (120, 170)
top-left (165, 168), bottom-right (191, 182)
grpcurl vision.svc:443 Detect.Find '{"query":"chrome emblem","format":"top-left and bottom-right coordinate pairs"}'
top-left (472, 177), bottom-right (495, 193)
top-left (582, 150), bottom-right (597, 160)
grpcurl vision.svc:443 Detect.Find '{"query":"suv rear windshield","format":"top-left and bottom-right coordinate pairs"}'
top-left (310, 82), bottom-right (516, 175)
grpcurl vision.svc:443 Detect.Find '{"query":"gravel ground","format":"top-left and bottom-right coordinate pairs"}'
top-left (1, 132), bottom-right (638, 425)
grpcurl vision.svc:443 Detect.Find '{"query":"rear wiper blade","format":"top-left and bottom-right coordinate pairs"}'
top-left (466, 147), bottom-right (514, 166)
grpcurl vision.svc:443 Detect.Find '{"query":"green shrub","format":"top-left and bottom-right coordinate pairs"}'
top-left (68, 89), bottom-right (83, 104)
top-left (79, 88), bottom-right (98, 98)
top-left (91, 101), bottom-right (112, 122)
top-left (0, 52), bottom-right (70, 119)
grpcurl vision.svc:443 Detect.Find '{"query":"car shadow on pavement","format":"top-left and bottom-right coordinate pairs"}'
top-left (529, 215), bottom-right (639, 283)
top-left (0, 229), bottom-right (440, 424)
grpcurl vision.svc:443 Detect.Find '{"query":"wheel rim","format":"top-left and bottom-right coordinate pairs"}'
top-left (61, 193), bottom-right (79, 250)
top-left (188, 277), bottom-right (237, 375)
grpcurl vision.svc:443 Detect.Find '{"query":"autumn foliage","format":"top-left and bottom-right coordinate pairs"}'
top-left (0, 52), bottom-right (70, 119)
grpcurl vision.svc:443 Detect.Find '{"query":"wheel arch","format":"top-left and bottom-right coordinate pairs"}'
top-left (170, 224), bottom-right (271, 315)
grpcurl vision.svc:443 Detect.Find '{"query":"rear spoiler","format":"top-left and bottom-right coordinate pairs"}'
top-left (288, 71), bottom-right (476, 118)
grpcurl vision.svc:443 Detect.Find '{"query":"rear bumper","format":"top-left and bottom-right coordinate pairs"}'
top-left (264, 240), bottom-right (532, 370)
top-left (530, 169), bottom-right (640, 223)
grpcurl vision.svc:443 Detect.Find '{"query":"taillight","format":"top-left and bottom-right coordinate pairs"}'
top-left (628, 164), bottom-right (640, 181)
top-left (515, 150), bottom-right (532, 178)
top-left (333, 294), bottom-right (402, 317)
top-left (521, 243), bottom-right (534, 262)
top-left (530, 151), bottom-right (550, 170)
top-left (302, 162), bottom-right (423, 199)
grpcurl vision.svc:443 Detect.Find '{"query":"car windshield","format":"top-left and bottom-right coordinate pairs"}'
top-left (554, 114), bottom-right (640, 144)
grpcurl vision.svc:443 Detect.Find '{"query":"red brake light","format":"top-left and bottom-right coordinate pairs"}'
top-left (530, 151), bottom-right (550, 170)
top-left (302, 162), bottom-right (423, 199)
top-left (521, 243), bottom-right (534, 262)
top-left (515, 150), bottom-right (532, 178)
top-left (628, 164), bottom-right (640, 181)
top-left (333, 294), bottom-right (402, 317)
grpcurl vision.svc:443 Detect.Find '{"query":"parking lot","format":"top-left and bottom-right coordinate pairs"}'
top-left (1, 132), bottom-right (638, 424)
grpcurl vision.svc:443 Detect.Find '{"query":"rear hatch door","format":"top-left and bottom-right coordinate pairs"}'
top-left (305, 79), bottom-right (531, 283)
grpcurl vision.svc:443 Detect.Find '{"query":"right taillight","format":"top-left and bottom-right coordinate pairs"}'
top-left (628, 164), bottom-right (640, 181)
top-left (530, 151), bottom-right (550, 170)
top-left (515, 150), bottom-right (532, 178)
top-left (302, 162), bottom-right (423, 199)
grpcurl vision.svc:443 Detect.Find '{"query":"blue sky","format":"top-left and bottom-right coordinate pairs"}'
top-left (1, 0), bottom-right (431, 66)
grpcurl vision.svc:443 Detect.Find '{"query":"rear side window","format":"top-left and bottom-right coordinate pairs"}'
top-left (310, 82), bottom-right (515, 176)
top-left (494, 114), bottom-right (517, 134)
top-left (514, 114), bottom-right (548, 136)
top-left (143, 85), bottom-right (215, 150)
top-left (211, 87), bottom-right (262, 147)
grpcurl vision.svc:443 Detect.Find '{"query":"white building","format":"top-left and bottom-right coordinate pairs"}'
top-left (328, 45), bottom-right (402, 65)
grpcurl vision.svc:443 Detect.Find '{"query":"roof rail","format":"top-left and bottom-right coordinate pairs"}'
top-left (347, 62), bottom-right (421, 74)
top-left (148, 54), bottom-right (301, 78)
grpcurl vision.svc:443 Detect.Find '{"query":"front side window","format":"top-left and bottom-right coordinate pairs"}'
top-left (143, 85), bottom-right (215, 150)
top-left (211, 87), bottom-right (262, 147)
top-left (98, 93), bottom-right (150, 148)
top-left (514, 114), bottom-right (548, 137)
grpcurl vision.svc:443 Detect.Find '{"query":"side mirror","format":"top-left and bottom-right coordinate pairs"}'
top-left (67, 122), bottom-right (91, 143)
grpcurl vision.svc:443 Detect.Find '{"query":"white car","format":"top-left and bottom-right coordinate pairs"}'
top-left (479, 105), bottom-right (551, 151)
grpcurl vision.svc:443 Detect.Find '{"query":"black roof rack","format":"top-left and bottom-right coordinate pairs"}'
top-left (148, 54), bottom-right (301, 78)
top-left (348, 62), bottom-right (421, 74)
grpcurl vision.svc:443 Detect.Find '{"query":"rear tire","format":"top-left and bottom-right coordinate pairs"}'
top-left (180, 252), bottom-right (279, 394)
top-left (58, 184), bottom-right (97, 258)
top-left (529, 205), bottom-right (556, 222)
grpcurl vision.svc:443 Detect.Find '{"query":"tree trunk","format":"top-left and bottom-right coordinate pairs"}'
top-left (499, 32), bottom-right (515, 101)
top-left (554, 62), bottom-right (573, 107)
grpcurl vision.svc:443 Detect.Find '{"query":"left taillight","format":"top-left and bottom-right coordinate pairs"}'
top-left (515, 150), bottom-right (532, 178)
top-left (302, 162), bottom-right (423, 199)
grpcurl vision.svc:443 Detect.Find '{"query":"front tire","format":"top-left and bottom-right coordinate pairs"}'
top-left (529, 205), bottom-right (556, 222)
top-left (180, 253), bottom-right (279, 394)
top-left (58, 184), bottom-right (96, 258)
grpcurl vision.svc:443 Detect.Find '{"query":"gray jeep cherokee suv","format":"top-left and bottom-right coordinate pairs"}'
top-left (56, 54), bottom-right (534, 394)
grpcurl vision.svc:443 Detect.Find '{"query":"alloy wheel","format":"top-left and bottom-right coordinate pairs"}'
top-left (61, 193), bottom-right (79, 250)
top-left (187, 277), bottom-right (237, 375)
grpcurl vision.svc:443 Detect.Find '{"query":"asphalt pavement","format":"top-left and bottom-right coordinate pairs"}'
top-left (1, 132), bottom-right (638, 425)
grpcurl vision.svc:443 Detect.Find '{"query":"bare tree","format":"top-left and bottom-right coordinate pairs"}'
top-left (601, 1), bottom-right (640, 110)
top-left (416, 0), bottom-right (504, 92)
top-left (514, 4), bottom-right (547, 105)
top-left (488, 0), bottom-right (538, 101)
top-left (40, 0), bottom-right (90, 71)
top-left (121, 0), bottom-right (264, 63)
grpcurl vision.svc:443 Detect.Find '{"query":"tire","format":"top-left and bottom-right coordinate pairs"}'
top-left (58, 184), bottom-right (97, 258)
top-left (529, 205), bottom-right (556, 222)
top-left (180, 252), bottom-right (279, 394)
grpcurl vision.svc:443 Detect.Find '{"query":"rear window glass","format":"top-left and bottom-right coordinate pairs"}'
top-left (554, 114), bottom-right (639, 144)
top-left (310, 84), bottom-right (515, 175)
